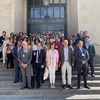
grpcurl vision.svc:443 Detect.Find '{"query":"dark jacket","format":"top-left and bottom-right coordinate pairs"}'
top-left (33, 49), bottom-right (46, 66)
top-left (83, 43), bottom-right (96, 64)
top-left (59, 47), bottom-right (73, 66)
top-left (13, 46), bottom-right (22, 65)
top-left (0, 36), bottom-right (5, 45)
top-left (74, 47), bottom-right (89, 68)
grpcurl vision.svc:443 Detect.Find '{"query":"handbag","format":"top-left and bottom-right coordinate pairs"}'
top-left (43, 67), bottom-right (49, 80)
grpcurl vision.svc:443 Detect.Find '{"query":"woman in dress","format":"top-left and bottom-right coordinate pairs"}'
top-left (6, 38), bottom-right (14, 69)
top-left (2, 36), bottom-right (9, 66)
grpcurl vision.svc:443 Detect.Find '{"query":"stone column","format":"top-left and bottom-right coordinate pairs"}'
top-left (67, 0), bottom-right (78, 34)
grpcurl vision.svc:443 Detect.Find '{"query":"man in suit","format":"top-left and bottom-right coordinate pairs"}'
top-left (59, 40), bottom-right (73, 89)
top-left (18, 41), bottom-right (32, 89)
top-left (74, 40), bottom-right (90, 89)
top-left (84, 36), bottom-right (96, 77)
top-left (33, 43), bottom-right (46, 89)
top-left (13, 41), bottom-right (22, 83)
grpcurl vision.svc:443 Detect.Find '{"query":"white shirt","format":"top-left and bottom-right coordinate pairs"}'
top-left (64, 47), bottom-right (68, 61)
top-left (32, 44), bottom-right (37, 51)
top-left (3, 40), bottom-right (9, 48)
top-left (85, 43), bottom-right (89, 49)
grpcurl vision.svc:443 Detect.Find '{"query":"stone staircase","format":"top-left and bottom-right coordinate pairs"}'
top-left (0, 56), bottom-right (100, 100)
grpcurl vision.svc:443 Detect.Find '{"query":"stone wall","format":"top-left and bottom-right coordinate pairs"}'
top-left (0, 0), bottom-right (14, 36)
top-left (77, 0), bottom-right (100, 55)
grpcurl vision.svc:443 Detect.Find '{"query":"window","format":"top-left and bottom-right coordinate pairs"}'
top-left (54, 7), bottom-right (60, 18)
top-left (41, 7), bottom-right (46, 18)
top-left (50, 0), bottom-right (53, 4)
top-left (48, 7), bottom-right (53, 18)
top-left (60, 7), bottom-right (64, 18)
top-left (54, 0), bottom-right (59, 4)
top-left (34, 8), bottom-right (40, 18)
top-left (61, 0), bottom-right (66, 4)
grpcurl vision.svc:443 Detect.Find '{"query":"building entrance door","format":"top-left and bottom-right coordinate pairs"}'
top-left (27, 0), bottom-right (67, 34)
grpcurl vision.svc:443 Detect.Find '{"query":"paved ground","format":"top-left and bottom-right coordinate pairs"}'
top-left (0, 95), bottom-right (100, 100)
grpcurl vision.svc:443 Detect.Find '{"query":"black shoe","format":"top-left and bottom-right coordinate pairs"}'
top-left (91, 74), bottom-right (95, 77)
top-left (14, 80), bottom-right (19, 83)
top-left (84, 86), bottom-right (90, 89)
top-left (68, 85), bottom-right (73, 89)
top-left (62, 85), bottom-right (66, 89)
top-left (20, 86), bottom-right (26, 90)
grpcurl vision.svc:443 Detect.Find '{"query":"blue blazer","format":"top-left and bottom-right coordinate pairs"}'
top-left (83, 43), bottom-right (96, 64)
top-left (74, 47), bottom-right (89, 68)
top-left (33, 49), bottom-right (46, 66)
top-left (13, 47), bottom-right (19, 65)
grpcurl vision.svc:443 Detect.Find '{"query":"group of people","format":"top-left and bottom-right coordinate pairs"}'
top-left (0, 30), bottom-right (96, 90)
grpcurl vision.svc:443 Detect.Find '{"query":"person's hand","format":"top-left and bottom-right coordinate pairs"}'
top-left (21, 63), bottom-right (24, 67)
top-left (22, 64), bottom-right (27, 68)
top-left (82, 60), bottom-right (86, 64)
top-left (24, 64), bottom-right (27, 68)
top-left (72, 63), bottom-right (74, 67)
top-left (41, 65), bottom-right (44, 68)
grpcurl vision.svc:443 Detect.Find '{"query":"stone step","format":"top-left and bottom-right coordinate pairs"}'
top-left (0, 80), bottom-right (100, 88)
top-left (72, 71), bottom-right (100, 75)
top-left (0, 82), bottom-right (22, 88)
top-left (0, 87), bottom-right (99, 95)
top-left (0, 95), bottom-right (99, 100)
top-left (94, 64), bottom-right (100, 67)
top-left (0, 66), bottom-right (100, 75)
top-left (72, 67), bottom-right (100, 72)
top-left (0, 74), bottom-right (100, 82)
top-left (44, 80), bottom-right (100, 87)
top-left (72, 75), bottom-right (100, 80)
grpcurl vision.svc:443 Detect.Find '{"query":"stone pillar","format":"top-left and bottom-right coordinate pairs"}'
top-left (67, 0), bottom-right (78, 34)
top-left (14, 0), bottom-right (25, 33)
top-left (0, 0), bottom-right (15, 36)
top-left (0, 0), bottom-right (26, 36)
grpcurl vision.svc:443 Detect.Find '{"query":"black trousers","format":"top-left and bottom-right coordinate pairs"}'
top-left (77, 65), bottom-right (87, 88)
top-left (7, 53), bottom-right (14, 68)
top-left (35, 63), bottom-right (44, 87)
top-left (0, 51), bottom-right (2, 59)
top-left (14, 64), bottom-right (21, 82)
top-left (88, 57), bottom-right (95, 75)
